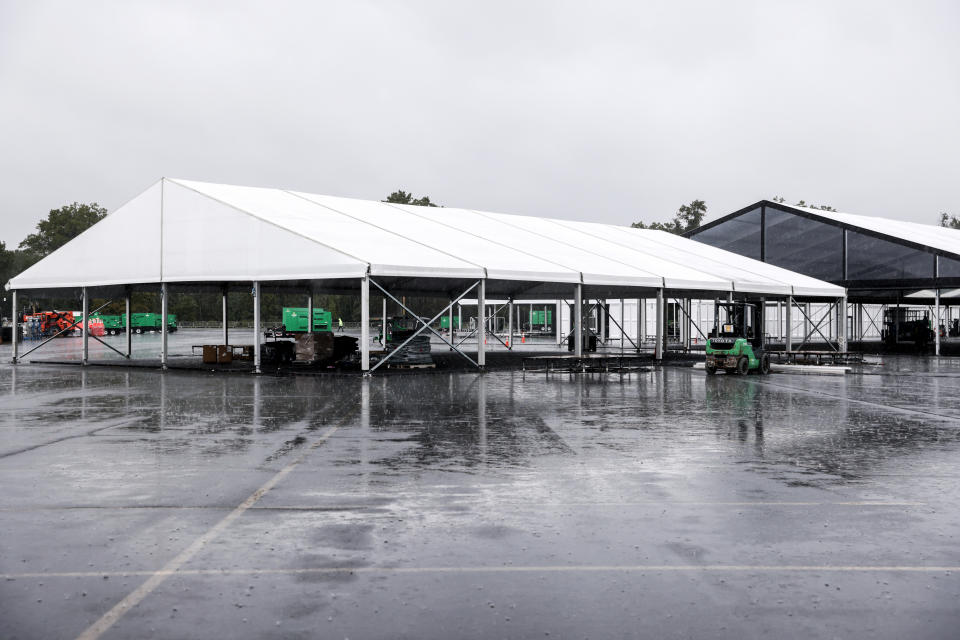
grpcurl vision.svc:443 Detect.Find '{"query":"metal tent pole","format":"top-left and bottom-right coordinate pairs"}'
top-left (786, 296), bottom-right (793, 352)
top-left (160, 283), bottom-right (167, 370)
top-left (448, 298), bottom-right (454, 351)
top-left (81, 287), bottom-right (90, 365)
top-left (655, 289), bottom-right (664, 361)
top-left (574, 284), bottom-right (583, 357)
top-left (935, 288), bottom-right (941, 356)
top-left (361, 276), bottom-right (370, 372)
top-left (307, 290), bottom-right (314, 334)
top-left (252, 281), bottom-right (261, 374)
top-left (222, 286), bottom-right (229, 346)
top-left (11, 290), bottom-right (18, 364)
top-left (556, 299), bottom-right (563, 345)
top-left (599, 302), bottom-right (606, 344)
top-left (507, 299), bottom-right (514, 350)
top-left (383, 297), bottom-right (388, 347)
top-left (638, 298), bottom-right (645, 349)
top-left (619, 297), bottom-right (625, 353)
top-left (683, 298), bottom-right (692, 351)
top-left (477, 279), bottom-right (486, 368)
top-left (125, 291), bottom-right (132, 357)
top-left (838, 296), bottom-right (848, 352)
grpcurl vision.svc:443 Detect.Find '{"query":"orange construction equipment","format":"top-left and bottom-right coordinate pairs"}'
top-left (22, 311), bottom-right (76, 336)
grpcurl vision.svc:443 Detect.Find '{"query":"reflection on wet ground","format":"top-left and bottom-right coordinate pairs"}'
top-left (0, 357), bottom-right (959, 639)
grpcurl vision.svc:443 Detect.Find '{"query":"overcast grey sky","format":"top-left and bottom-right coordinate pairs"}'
top-left (1, 1), bottom-right (958, 246)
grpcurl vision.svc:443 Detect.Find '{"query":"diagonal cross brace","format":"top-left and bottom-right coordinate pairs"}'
top-left (455, 302), bottom-right (508, 349)
top-left (369, 279), bottom-right (480, 372)
top-left (605, 304), bottom-right (639, 350)
top-left (794, 300), bottom-right (839, 352)
top-left (17, 300), bottom-right (115, 361)
top-left (671, 298), bottom-right (708, 342)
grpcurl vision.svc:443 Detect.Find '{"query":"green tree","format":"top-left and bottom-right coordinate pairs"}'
top-left (18, 202), bottom-right (107, 258)
top-left (384, 190), bottom-right (439, 207)
top-left (787, 198), bottom-right (836, 212)
top-left (940, 213), bottom-right (960, 229)
top-left (632, 199), bottom-right (707, 234)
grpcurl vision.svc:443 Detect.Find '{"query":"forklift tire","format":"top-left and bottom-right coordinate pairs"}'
top-left (735, 356), bottom-right (749, 375)
top-left (705, 364), bottom-right (717, 376)
top-left (760, 354), bottom-right (771, 375)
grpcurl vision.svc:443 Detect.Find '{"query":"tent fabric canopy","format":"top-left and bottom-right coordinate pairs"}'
top-left (8, 178), bottom-right (844, 298)
top-left (781, 203), bottom-right (960, 258)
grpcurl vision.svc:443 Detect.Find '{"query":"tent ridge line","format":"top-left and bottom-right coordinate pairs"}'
top-left (285, 191), bottom-right (486, 274)
top-left (468, 209), bottom-right (663, 287)
top-left (379, 201), bottom-right (580, 279)
top-left (557, 219), bottom-right (761, 291)
top-left (166, 179), bottom-right (371, 274)
top-left (609, 223), bottom-right (788, 292)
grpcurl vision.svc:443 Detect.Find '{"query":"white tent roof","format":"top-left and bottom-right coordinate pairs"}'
top-left (778, 203), bottom-right (960, 258)
top-left (8, 178), bottom-right (844, 298)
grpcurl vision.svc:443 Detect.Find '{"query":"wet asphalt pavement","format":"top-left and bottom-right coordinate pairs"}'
top-left (0, 345), bottom-right (959, 639)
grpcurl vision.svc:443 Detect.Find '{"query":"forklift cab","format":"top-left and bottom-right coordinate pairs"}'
top-left (712, 302), bottom-right (763, 351)
top-left (705, 301), bottom-right (770, 375)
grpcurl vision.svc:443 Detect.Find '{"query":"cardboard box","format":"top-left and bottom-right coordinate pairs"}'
top-left (202, 345), bottom-right (217, 364)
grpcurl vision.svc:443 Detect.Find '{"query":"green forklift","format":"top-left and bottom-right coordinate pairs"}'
top-left (705, 301), bottom-right (771, 376)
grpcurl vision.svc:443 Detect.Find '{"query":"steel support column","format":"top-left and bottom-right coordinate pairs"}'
top-left (361, 276), bottom-right (370, 372)
top-left (638, 298), bottom-right (645, 348)
top-left (619, 297), bottom-right (625, 352)
top-left (599, 302), bottom-right (606, 344)
top-left (478, 279), bottom-right (486, 367)
top-left (82, 287), bottom-right (89, 365)
top-left (125, 291), bottom-right (132, 357)
top-left (252, 281), bottom-right (261, 374)
top-left (160, 283), bottom-right (167, 370)
top-left (683, 298), bottom-right (692, 351)
top-left (222, 286), bottom-right (229, 346)
top-left (838, 297), bottom-right (848, 352)
top-left (448, 298), bottom-right (454, 351)
top-left (556, 299), bottom-right (563, 345)
top-left (935, 289), bottom-right (941, 356)
top-left (654, 289), bottom-right (664, 361)
top-left (307, 290), bottom-right (314, 334)
top-left (11, 290), bottom-right (18, 364)
top-left (382, 297), bottom-right (388, 347)
top-left (574, 284), bottom-right (583, 357)
top-left (507, 299), bottom-right (514, 350)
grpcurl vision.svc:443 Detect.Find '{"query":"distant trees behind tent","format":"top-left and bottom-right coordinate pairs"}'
top-left (771, 196), bottom-right (837, 211)
top-left (383, 190), bottom-right (438, 207)
top-left (940, 213), bottom-right (960, 229)
top-left (632, 200), bottom-right (707, 234)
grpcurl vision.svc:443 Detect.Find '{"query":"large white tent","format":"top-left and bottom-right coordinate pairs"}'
top-left (7, 178), bottom-right (846, 372)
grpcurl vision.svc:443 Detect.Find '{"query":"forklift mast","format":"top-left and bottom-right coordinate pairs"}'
top-left (713, 302), bottom-right (764, 350)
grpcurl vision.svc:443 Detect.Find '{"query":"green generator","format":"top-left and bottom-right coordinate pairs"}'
top-left (129, 313), bottom-right (178, 333)
top-left (529, 309), bottom-right (553, 328)
top-left (439, 316), bottom-right (460, 329)
top-left (283, 307), bottom-right (333, 332)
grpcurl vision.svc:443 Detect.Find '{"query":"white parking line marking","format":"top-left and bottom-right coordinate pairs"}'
top-left (75, 420), bottom-right (346, 640)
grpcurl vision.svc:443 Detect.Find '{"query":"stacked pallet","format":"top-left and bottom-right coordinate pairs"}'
top-left (389, 334), bottom-right (432, 365)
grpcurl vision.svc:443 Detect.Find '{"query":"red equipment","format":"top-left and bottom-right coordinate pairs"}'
top-left (22, 311), bottom-right (76, 336)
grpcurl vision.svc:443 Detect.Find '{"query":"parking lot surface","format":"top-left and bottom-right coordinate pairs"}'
top-left (1, 351), bottom-right (958, 639)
